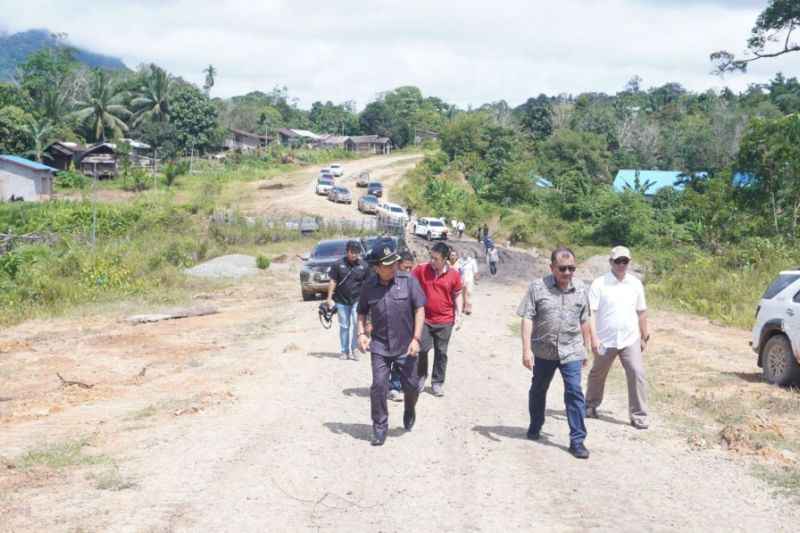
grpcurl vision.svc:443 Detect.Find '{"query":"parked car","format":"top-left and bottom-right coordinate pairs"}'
top-left (285, 216), bottom-right (320, 234)
top-left (356, 171), bottom-right (371, 187)
top-left (367, 181), bottom-right (383, 198)
top-left (315, 177), bottom-right (334, 195)
top-left (327, 186), bottom-right (352, 204)
top-left (319, 168), bottom-right (334, 180)
top-left (413, 217), bottom-right (449, 240)
top-left (329, 163), bottom-right (344, 177)
top-left (300, 239), bottom-right (365, 301)
top-left (751, 270), bottom-right (800, 385)
top-left (358, 194), bottom-right (380, 214)
top-left (377, 202), bottom-right (409, 227)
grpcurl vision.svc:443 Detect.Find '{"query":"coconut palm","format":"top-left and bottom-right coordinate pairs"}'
top-left (23, 118), bottom-right (55, 162)
top-left (203, 64), bottom-right (216, 96)
top-left (72, 69), bottom-right (131, 142)
top-left (131, 64), bottom-right (172, 126)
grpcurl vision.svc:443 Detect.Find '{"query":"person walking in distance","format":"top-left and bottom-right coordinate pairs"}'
top-left (586, 246), bottom-right (650, 429)
top-left (388, 250), bottom-right (417, 402)
top-left (487, 246), bottom-right (499, 276)
top-left (357, 242), bottom-right (427, 446)
top-left (327, 241), bottom-right (369, 361)
top-left (457, 220), bottom-right (465, 239)
top-left (517, 246), bottom-right (592, 459)
top-left (412, 242), bottom-right (463, 397)
top-left (454, 249), bottom-right (479, 315)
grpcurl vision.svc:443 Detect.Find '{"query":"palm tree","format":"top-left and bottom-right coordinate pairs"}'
top-left (23, 118), bottom-right (55, 162)
top-left (203, 65), bottom-right (216, 96)
top-left (131, 64), bottom-right (172, 126)
top-left (72, 69), bottom-right (131, 142)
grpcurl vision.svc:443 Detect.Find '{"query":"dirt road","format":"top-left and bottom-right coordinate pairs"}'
top-left (2, 154), bottom-right (799, 532)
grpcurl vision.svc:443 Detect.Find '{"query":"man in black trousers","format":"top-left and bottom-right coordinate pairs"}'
top-left (357, 242), bottom-right (427, 446)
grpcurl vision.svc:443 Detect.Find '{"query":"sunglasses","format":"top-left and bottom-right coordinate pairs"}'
top-left (557, 266), bottom-right (577, 273)
top-left (613, 258), bottom-right (630, 265)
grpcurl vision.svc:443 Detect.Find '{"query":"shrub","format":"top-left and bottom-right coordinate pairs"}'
top-left (256, 255), bottom-right (271, 270)
top-left (56, 169), bottom-right (88, 190)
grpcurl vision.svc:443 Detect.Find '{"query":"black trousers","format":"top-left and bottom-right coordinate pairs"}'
top-left (371, 352), bottom-right (419, 433)
top-left (418, 323), bottom-right (454, 385)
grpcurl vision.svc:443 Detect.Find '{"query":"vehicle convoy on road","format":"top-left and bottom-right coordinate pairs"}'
top-left (329, 163), bottom-right (344, 177)
top-left (377, 201), bottom-right (409, 227)
top-left (327, 186), bottom-right (352, 204)
top-left (367, 181), bottom-right (383, 197)
top-left (358, 194), bottom-right (380, 214)
top-left (413, 217), bottom-right (449, 240)
top-left (356, 171), bottom-right (370, 187)
top-left (299, 239), bottom-right (366, 301)
top-left (752, 270), bottom-right (800, 386)
top-left (315, 177), bottom-right (334, 195)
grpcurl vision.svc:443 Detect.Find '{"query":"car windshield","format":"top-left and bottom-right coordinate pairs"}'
top-left (763, 274), bottom-right (800, 299)
top-left (319, 178), bottom-right (333, 184)
top-left (390, 206), bottom-right (404, 213)
top-left (363, 196), bottom-right (377, 203)
top-left (335, 187), bottom-right (348, 193)
top-left (331, 164), bottom-right (340, 168)
top-left (369, 183), bottom-right (382, 188)
top-left (429, 220), bottom-right (444, 227)
top-left (313, 241), bottom-right (347, 258)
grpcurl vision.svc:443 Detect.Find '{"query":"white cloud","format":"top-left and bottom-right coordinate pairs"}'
top-left (2, 0), bottom-right (799, 108)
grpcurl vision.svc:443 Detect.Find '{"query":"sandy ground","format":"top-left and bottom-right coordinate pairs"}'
top-left (2, 154), bottom-right (800, 532)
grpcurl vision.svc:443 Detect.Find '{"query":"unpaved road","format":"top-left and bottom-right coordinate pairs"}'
top-left (2, 154), bottom-right (800, 532)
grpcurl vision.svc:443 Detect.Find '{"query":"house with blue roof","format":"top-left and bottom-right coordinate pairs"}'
top-left (0, 155), bottom-right (57, 201)
top-left (613, 169), bottom-right (707, 196)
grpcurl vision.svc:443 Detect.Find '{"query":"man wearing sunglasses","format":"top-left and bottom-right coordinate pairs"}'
top-left (517, 246), bottom-right (592, 459)
top-left (586, 246), bottom-right (650, 429)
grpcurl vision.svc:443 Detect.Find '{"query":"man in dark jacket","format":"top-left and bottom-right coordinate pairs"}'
top-left (327, 240), bottom-right (369, 361)
top-left (357, 243), bottom-right (427, 446)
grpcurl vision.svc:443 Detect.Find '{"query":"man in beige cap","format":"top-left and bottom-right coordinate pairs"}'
top-left (586, 246), bottom-right (650, 429)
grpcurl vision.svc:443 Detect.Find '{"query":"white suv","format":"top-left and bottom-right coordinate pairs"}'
top-left (751, 270), bottom-right (800, 386)
top-left (329, 163), bottom-right (344, 177)
top-left (378, 202), bottom-right (409, 226)
top-left (413, 217), bottom-right (448, 240)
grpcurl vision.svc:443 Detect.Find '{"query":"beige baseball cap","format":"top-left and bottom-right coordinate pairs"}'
top-left (610, 246), bottom-right (631, 260)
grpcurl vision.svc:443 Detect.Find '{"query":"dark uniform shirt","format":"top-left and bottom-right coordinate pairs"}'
top-left (516, 274), bottom-right (590, 363)
top-left (330, 257), bottom-right (369, 305)
top-left (357, 271), bottom-right (427, 357)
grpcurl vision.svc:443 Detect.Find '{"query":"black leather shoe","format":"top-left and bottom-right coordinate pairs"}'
top-left (569, 443), bottom-right (590, 459)
top-left (526, 430), bottom-right (540, 441)
top-left (371, 430), bottom-right (387, 446)
top-left (403, 407), bottom-right (416, 431)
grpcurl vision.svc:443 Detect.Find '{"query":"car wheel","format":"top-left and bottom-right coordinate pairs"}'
top-left (301, 290), bottom-right (314, 302)
top-left (762, 334), bottom-right (800, 386)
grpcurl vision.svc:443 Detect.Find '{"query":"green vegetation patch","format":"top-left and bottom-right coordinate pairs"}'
top-left (15, 438), bottom-right (112, 470)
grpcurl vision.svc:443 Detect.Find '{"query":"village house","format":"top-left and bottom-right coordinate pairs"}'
top-left (224, 128), bottom-right (272, 151)
top-left (414, 129), bottom-right (440, 144)
top-left (0, 155), bottom-right (56, 202)
top-left (277, 128), bottom-right (323, 147)
top-left (315, 134), bottom-right (350, 150)
top-left (78, 143), bottom-right (118, 179)
top-left (345, 135), bottom-right (392, 155)
top-left (44, 141), bottom-right (86, 171)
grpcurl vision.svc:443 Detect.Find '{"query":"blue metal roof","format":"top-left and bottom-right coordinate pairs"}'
top-left (0, 155), bottom-right (57, 172)
top-left (613, 170), bottom-right (706, 194)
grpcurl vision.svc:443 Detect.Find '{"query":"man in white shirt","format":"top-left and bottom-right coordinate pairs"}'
top-left (586, 246), bottom-right (650, 429)
top-left (454, 250), bottom-right (479, 314)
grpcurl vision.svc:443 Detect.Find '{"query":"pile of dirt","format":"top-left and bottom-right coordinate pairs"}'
top-left (185, 255), bottom-right (260, 279)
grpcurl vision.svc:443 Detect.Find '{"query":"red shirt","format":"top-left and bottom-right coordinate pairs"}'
top-left (412, 263), bottom-right (463, 324)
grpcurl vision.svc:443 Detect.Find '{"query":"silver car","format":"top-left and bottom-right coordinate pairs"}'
top-left (751, 270), bottom-right (800, 385)
top-left (327, 186), bottom-right (352, 204)
top-left (358, 194), bottom-right (380, 214)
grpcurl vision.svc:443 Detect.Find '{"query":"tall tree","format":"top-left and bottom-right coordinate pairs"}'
top-left (72, 69), bottom-right (130, 142)
top-left (132, 64), bottom-right (173, 126)
top-left (203, 64), bottom-right (216, 96)
top-left (23, 117), bottom-right (55, 162)
top-left (712, 0), bottom-right (800, 73)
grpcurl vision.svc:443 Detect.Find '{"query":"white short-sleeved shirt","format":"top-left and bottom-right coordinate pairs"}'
top-left (457, 257), bottom-right (478, 284)
top-left (589, 272), bottom-right (647, 349)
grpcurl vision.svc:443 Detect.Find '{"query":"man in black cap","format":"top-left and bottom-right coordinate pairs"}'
top-left (357, 241), bottom-right (427, 446)
top-left (327, 240), bottom-right (369, 361)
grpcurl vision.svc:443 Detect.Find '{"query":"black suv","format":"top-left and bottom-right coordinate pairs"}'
top-left (299, 239), bottom-right (365, 301)
top-left (367, 181), bottom-right (383, 198)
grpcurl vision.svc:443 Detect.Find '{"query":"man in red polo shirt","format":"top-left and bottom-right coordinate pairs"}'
top-left (412, 242), bottom-right (464, 397)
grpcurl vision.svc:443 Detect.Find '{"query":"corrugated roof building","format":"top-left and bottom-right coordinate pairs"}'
top-left (0, 155), bottom-right (57, 201)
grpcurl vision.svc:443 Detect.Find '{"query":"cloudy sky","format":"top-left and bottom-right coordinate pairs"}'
top-left (1, 0), bottom-right (798, 109)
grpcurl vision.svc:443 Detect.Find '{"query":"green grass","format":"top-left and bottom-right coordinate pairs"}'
top-left (15, 438), bottom-right (112, 470)
top-left (90, 466), bottom-right (136, 491)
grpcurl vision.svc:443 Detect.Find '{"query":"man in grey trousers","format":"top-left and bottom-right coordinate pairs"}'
top-left (586, 246), bottom-right (650, 429)
top-left (357, 242), bottom-right (427, 446)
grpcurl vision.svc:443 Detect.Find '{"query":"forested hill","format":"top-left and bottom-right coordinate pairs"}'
top-left (0, 29), bottom-right (128, 80)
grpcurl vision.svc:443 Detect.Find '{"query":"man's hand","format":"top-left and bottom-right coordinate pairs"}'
top-left (464, 302), bottom-right (473, 315)
top-left (522, 349), bottom-right (534, 370)
top-left (591, 340), bottom-right (601, 358)
top-left (640, 338), bottom-right (648, 353)
top-left (582, 358), bottom-right (588, 368)
top-left (358, 334), bottom-right (370, 353)
top-left (406, 338), bottom-right (420, 357)
top-left (326, 298), bottom-right (334, 311)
